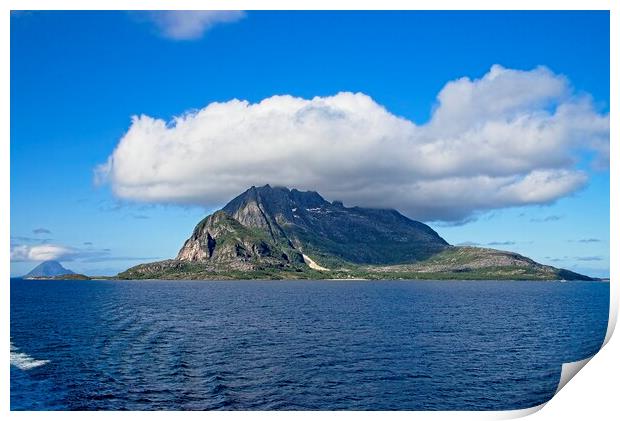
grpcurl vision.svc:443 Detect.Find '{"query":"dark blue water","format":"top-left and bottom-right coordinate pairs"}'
top-left (10, 279), bottom-right (608, 410)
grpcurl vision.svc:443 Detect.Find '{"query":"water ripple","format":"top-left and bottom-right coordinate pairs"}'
top-left (10, 279), bottom-right (609, 410)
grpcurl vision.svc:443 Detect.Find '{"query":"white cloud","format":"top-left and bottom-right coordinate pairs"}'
top-left (9, 243), bottom-right (158, 264)
top-left (142, 11), bottom-right (245, 40)
top-left (32, 227), bottom-right (51, 235)
top-left (10, 243), bottom-right (108, 262)
top-left (96, 65), bottom-right (609, 222)
top-left (10, 244), bottom-right (72, 262)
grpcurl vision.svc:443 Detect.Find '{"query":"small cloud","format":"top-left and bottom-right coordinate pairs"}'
top-left (83, 242), bottom-right (93, 246)
top-left (11, 243), bottom-right (114, 263)
top-left (10, 244), bottom-right (73, 262)
top-left (11, 235), bottom-right (51, 244)
top-left (530, 215), bottom-right (563, 223)
top-left (487, 241), bottom-right (516, 246)
top-left (434, 216), bottom-right (479, 227)
top-left (456, 241), bottom-right (480, 246)
top-left (577, 238), bottom-right (601, 243)
top-left (98, 200), bottom-right (124, 212)
top-left (33, 228), bottom-right (51, 235)
top-left (139, 10), bottom-right (245, 40)
top-left (481, 211), bottom-right (501, 221)
top-left (132, 214), bottom-right (150, 219)
top-left (80, 256), bottom-right (163, 263)
top-left (11, 241), bottom-right (162, 266)
top-left (574, 256), bottom-right (603, 262)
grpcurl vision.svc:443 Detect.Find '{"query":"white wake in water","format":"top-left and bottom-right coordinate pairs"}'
top-left (10, 341), bottom-right (50, 370)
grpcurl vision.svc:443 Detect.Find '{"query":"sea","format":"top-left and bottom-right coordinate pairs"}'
top-left (10, 279), bottom-right (609, 411)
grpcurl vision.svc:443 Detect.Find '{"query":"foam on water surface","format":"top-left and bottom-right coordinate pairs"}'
top-left (10, 341), bottom-right (50, 370)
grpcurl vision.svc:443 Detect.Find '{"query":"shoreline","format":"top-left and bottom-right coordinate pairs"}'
top-left (11, 277), bottom-right (607, 283)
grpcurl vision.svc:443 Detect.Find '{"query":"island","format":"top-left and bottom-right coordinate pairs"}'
top-left (118, 185), bottom-right (596, 281)
top-left (23, 260), bottom-right (90, 280)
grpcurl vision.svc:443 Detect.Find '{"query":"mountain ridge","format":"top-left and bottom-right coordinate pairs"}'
top-left (119, 185), bottom-right (595, 281)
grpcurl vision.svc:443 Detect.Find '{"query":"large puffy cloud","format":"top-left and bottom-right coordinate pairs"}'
top-left (96, 65), bottom-right (609, 222)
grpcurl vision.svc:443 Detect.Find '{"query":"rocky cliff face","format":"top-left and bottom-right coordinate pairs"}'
top-left (176, 209), bottom-right (304, 271)
top-left (176, 185), bottom-right (449, 268)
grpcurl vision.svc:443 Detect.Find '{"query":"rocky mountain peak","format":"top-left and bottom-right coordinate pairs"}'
top-left (221, 185), bottom-right (328, 232)
top-left (175, 185), bottom-right (449, 267)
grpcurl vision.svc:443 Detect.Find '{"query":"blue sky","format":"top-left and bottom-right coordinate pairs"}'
top-left (10, 11), bottom-right (610, 277)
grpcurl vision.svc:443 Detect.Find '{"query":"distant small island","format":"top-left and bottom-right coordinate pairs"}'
top-left (22, 260), bottom-right (90, 280)
top-left (25, 273), bottom-right (92, 281)
top-left (21, 260), bottom-right (116, 280)
top-left (116, 185), bottom-right (597, 281)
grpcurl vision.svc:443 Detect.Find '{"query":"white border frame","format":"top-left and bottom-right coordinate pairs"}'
top-left (2, 2), bottom-right (616, 420)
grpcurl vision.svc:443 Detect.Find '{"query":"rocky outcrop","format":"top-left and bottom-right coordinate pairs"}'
top-left (175, 208), bottom-right (304, 272)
